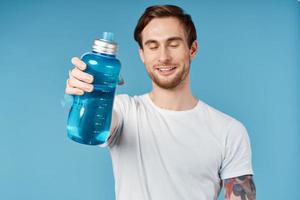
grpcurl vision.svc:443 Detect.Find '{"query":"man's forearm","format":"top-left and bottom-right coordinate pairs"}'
top-left (224, 175), bottom-right (256, 200)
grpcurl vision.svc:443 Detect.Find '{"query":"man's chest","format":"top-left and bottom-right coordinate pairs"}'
top-left (120, 110), bottom-right (223, 181)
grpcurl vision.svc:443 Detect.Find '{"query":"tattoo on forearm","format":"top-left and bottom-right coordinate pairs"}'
top-left (224, 175), bottom-right (256, 200)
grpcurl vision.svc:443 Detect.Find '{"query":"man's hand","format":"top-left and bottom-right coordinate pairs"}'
top-left (65, 57), bottom-right (124, 96)
top-left (65, 57), bottom-right (94, 95)
top-left (224, 175), bottom-right (256, 200)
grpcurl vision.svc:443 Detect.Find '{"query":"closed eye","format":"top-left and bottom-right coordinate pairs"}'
top-left (169, 44), bottom-right (179, 48)
top-left (149, 45), bottom-right (158, 50)
top-left (168, 41), bottom-right (180, 48)
top-left (144, 40), bottom-right (159, 50)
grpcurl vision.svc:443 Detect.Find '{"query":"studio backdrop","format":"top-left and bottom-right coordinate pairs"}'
top-left (0, 0), bottom-right (299, 200)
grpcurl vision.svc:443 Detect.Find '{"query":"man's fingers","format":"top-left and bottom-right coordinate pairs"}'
top-left (67, 77), bottom-right (94, 92)
top-left (65, 86), bottom-right (84, 95)
top-left (71, 57), bottom-right (87, 71)
top-left (66, 57), bottom-right (91, 96)
top-left (70, 68), bottom-right (94, 83)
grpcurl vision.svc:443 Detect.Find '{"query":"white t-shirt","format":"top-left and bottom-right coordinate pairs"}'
top-left (101, 94), bottom-right (254, 200)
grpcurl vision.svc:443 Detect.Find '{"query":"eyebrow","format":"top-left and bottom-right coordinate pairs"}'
top-left (144, 37), bottom-right (183, 46)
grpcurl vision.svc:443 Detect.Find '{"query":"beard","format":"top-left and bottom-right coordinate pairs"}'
top-left (146, 63), bottom-right (190, 89)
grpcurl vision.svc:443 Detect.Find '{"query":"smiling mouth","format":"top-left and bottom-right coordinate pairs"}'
top-left (157, 67), bottom-right (176, 72)
top-left (154, 64), bottom-right (177, 72)
top-left (154, 66), bottom-right (177, 76)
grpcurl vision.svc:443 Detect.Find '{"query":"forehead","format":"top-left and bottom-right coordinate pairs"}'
top-left (141, 17), bottom-right (186, 42)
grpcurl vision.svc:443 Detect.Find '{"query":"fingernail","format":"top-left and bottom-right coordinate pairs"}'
top-left (87, 75), bottom-right (93, 83)
top-left (87, 85), bottom-right (93, 92)
top-left (81, 63), bottom-right (87, 70)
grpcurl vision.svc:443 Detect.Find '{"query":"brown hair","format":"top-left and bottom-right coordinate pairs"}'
top-left (134, 5), bottom-right (197, 49)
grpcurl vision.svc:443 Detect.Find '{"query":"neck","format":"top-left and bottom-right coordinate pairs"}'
top-left (149, 75), bottom-right (198, 111)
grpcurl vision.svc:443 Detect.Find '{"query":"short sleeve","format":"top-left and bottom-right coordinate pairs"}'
top-left (98, 94), bottom-right (127, 148)
top-left (219, 120), bottom-right (254, 180)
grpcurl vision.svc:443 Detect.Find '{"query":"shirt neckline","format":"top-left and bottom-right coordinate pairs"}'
top-left (143, 93), bottom-right (202, 115)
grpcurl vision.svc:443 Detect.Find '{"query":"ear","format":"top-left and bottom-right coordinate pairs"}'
top-left (139, 48), bottom-right (145, 63)
top-left (189, 40), bottom-right (198, 59)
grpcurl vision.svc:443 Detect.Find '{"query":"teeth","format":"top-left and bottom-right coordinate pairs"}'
top-left (158, 67), bottom-right (175, 71)
top-left (160, 68), bottom-right (172, 71)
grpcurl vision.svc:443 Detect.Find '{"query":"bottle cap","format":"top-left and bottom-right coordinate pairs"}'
top-left (92, 32), bottom-right (118, 55)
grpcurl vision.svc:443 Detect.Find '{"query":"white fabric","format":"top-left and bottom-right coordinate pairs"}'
top-left (101, 94), bottom-right (254, 200)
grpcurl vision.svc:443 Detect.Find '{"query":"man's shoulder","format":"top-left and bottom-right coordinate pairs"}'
top-left (115, 93), bottom-right (145, 102)
top-left (200, 100), bottom-right (233, 122)
top-left (199, 100), bottom-right (246, 133)
top-left (114, 93), bottom-right (147, 108)
top-left (115, 93), bottom-right (131, 101)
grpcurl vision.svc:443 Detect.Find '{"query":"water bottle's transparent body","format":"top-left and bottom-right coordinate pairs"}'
top-left (67, 33), bottom-right (121, 145)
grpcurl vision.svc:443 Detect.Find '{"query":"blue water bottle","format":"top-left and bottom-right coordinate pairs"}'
top-left (67, 32), bottom-right (121, 145)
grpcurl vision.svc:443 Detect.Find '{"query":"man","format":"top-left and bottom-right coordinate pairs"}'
top-left (65, 5), bottom-right (256, 200)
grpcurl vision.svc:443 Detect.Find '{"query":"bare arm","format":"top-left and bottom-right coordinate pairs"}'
top-left (224, 175), bottom-right (256, 200)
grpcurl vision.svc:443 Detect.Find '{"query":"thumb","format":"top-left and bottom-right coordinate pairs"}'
top-left (118, 75), bottom-right (124, 85)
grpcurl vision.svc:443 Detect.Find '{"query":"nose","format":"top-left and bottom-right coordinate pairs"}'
top-left (158, 46), bottom-right (171, 63)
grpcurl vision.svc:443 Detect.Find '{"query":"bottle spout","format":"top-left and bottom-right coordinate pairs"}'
top-left (102, 32), bottom-right (114, 42)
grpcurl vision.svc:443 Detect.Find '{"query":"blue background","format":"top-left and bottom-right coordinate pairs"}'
top-left (0, 0), bottom-right (299, 199)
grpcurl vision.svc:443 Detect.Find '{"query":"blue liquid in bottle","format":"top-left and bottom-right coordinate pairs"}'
top-left (67, 32), bottom-right (121, 145)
